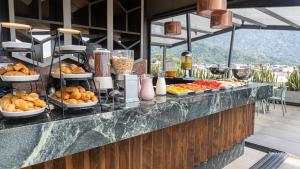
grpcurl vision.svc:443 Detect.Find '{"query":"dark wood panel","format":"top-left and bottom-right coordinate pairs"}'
top-left (24, 104), bottom-right (255, 169)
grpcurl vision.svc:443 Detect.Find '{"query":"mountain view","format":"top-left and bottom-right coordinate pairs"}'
top-left (152, 29), bottom-right (300, 66)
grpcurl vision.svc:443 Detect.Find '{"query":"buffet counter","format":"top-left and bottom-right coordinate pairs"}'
top-left (0, 83), bottom-right (272, 169)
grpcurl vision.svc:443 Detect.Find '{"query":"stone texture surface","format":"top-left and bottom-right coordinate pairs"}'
top-left (0, 83), bottom-right (272, 169)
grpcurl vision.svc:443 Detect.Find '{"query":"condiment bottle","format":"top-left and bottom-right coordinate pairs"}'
top-left (156, 73), bottom-right (166, 95)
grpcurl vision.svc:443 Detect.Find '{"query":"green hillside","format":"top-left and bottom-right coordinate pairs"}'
top-left (151, 29), bottom-right (300, 66)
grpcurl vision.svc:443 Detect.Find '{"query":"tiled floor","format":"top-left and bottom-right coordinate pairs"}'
top-left (225, 104), bottom-right (300, 169)
top-left (247, 104), bottom-right (300, 156)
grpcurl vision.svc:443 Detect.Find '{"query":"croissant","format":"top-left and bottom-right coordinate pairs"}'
top-left (80, 93), bottom-right (91, 101)
top-left (4, 71), bottom-right (26, 76)
top-left (71, 67), bottom-right (85, 74)
top-left (70, 91), bottom-right (81, 100)
top-left (0, 67), bottom-right (7, 75)
top-left (28, 93), bottom-right (39, 100)
top-left (33, 99), bottom-right (46, 107)
top-left (14, 99), bottom-right (29, 111)
top-left (20, 67), bottom-right (30, 74)
top-left (21, 95), bottom-right (35, 102)
top-left (13, 63), bottom-right (26, 71)
top-left (3, 104), bottom-right (15, 112)
top-left (77, 86), bottom-right (86, 93)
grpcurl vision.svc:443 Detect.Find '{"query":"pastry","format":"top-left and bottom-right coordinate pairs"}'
top-left (0, 67), bottom-right (7, 75)
top-left (14, 99), bottom-right (29, 111)
top-left (91, 96), bottom-right (97, 102)
top-left (80, 93), bottom-right (91, 101)
top-left (13, 63), bottom-right (26, 71)
top-left (33, 99), bottom-right (46, 107)
top-left (54, 91), bottom-right (70, 100)
top-left (77, 100), bottom-right (85, 104)
top-left (65, 99), bottom-right (77, 104)
top-left (71, 67), bottom-right (85, 74)
top-left (0, 91), bottom-right (46, 112)
top-left (26, 101), bottom-right (34, 108)
top-left (4, 71), bottom-right (27, 76)
top-left (21, 95), bottom-right (35, 102)
top-left (0, 98), bottom-right (11, 108)
top-left (77, 86), bottom-right (86, 93)
top-left (28, 93), bottom-right (39, 100)
top-left (15, 109), bottom-right (23, 112)
top-left (70, 64), bottom-right (78, 71)
top-left (3, 104), bottom-right (15, 112)
top-left (2, 93), bottom-right (13, 99)
top-left (6, 64), bottom-right (14, 71)
top-left (61, 67), bottom-right (72, 74)
top-left (70, 91), bottom-right (81, 100)
top-left (54, 64), bottom-right (86, 74)
top-left (51, 86), bottom-right (97, 104)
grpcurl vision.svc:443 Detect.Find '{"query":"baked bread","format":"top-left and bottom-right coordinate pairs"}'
top-left (0, 92), bottom-right (46, 112)
top-left (51, 86), bottom-right (97, 104)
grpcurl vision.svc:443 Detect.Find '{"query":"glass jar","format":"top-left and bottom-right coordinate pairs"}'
top-left (181, 51), bottom-right (192, 70)
top-left (166, 59), bottom-right (177, 78)
top-left (111, 50), bottom-right (134, 75)
top-left (93, 48), bottom-right (111, 77)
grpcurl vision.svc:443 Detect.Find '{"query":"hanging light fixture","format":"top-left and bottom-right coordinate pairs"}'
top-left (210, 11), bottom-right (233, 29)
top-left (197, 0), bottom-right (227, 16)
top-left (164, 20), bottom-right (182, 35)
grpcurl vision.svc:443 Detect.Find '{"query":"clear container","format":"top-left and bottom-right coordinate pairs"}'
top-left (181, 51), bottom-right (192, 70)
top-left (111, 50), bottom-right (134, 75)
top-left (166, 59), bottom-right (177, 78)
top-left (93, 48), bottom-right (111, 77)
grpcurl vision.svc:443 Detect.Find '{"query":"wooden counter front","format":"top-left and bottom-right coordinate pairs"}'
top-left (24, 103), bottom-right (255, 169)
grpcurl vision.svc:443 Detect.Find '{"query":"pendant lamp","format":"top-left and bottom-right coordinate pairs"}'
top-left (197, 0), bottom-right (227, 16)
top-left (164, 20), bottom-right (182, 35)
top-left (210, 11), bottom-right (233, 29)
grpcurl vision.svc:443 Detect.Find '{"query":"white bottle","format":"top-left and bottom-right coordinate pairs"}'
top-left (156, 76), bottom-right (166, 95)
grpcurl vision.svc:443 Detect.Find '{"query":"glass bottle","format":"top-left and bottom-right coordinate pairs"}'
top-left (156, 73), bottom-right (166, 95)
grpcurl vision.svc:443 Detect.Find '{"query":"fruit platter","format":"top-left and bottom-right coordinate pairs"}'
top-left (166, 85), bottom-right (190, 96)
top-left (192, 80), bottom-right (223, 90)
top-left (174, 84), bottom-right (210, 94)
top-left (218, 80), bottom-right (247, 88)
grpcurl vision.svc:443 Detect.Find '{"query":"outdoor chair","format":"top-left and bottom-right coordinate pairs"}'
top-left (268, 86), bottom-right (287, 117)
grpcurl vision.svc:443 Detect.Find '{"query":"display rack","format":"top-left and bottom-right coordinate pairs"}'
top-left (0, 22), bottom-right (51, 118)
top-left (48, 28), bottom-right (99, 116)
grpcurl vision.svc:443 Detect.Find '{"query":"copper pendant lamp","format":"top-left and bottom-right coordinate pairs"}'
top-left (210, 11), bottom-right (233, 29)
top-left (197, 0), bottom-right (227, 16)
top-left (164, 21), bottom-right (182, 35)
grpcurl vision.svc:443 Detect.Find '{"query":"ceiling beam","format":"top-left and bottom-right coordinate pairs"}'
top-left (170, 27), bottom-right (233, 48)
top-left (151, 34), bottom-right (186, 41)
top-left (152, 22), bottom-right (213, 35)
top-left (233, 13), bottom-right (267, 27)
top-left (256, 8), bottom-right (300, 29)
top-left (151, 42), bottom-right (173, 47)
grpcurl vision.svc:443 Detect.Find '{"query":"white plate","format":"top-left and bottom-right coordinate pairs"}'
top-left (51, 72), bottom-right (93, 79)
top-left (0, 74), bottom-right (40, 82)
top-left (0, 107), bottom-right (46, 118)
top-left (2, 42), bottom-right (32, 49)
top-left (50, 97), bottom-right (98, 108)
top-left (65, 100), bottom-right (98, 108)
top-left (55, 45), bottom-right (86, 51)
